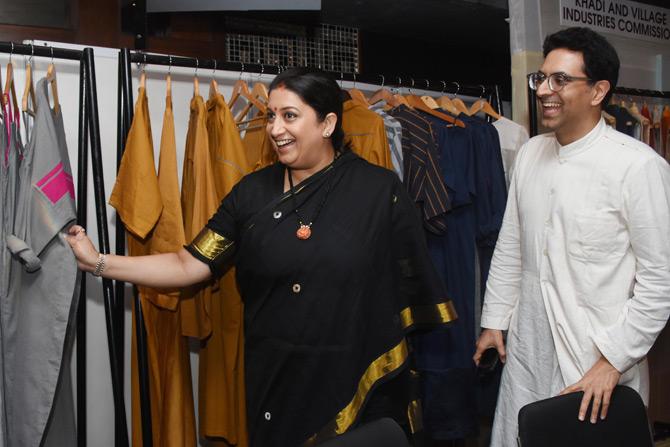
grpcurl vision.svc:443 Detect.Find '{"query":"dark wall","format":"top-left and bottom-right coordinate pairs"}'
top-left (360, 30), bottom-right (511, 99)
top-left (0, 0), bottom-right (126, 48)
top-left (0, 2), bottom-right (511, 98)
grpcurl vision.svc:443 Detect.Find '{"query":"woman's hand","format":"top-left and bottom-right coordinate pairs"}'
top-left (64, 225), bottom-right (99, 273)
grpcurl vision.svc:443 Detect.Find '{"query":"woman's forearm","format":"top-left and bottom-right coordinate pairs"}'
top-left (88, 249), bottom-right (211, 288)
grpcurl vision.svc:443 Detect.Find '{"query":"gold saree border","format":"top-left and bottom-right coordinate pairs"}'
top-left (400, 301), bottom-right (458, 330)
top-left (407, 399), bottom-right (424, 434)
top-left (303, 339), bottom-right (409, 446)
top-left (189, 228), bottom-right (235, 261)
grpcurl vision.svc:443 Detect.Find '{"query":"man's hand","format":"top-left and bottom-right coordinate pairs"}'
top-left (560, 356), bottom-right (621, 423)
top-left (473, 329), bottom-right (506, 366)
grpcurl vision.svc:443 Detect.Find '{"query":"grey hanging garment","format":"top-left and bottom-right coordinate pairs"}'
top-left (0, 93), bottom-right (14, 447)
top-left (4, 78), bottom-right (78, 446)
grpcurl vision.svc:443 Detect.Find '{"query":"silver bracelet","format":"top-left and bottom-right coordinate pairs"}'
top-left (93, 253), bottom-right (106, 277)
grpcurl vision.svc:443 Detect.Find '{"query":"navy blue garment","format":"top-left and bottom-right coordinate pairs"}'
top-left (456, 114), bottom-right (508, 424)
top-left (411, 115), bottom-right (479, 440)
top-left (411, 113), bottom-right (506, 440)
top-left (456, 114), bottom-right (507, 294)
top-left (604, 104), bottom-right (637, 137)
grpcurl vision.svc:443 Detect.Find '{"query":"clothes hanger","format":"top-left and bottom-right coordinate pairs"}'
top-left (419, 79), bottom-right (440, 109)
top-left (236, 64), bottom-right (275, 130)
top-left (208, 59), bottom-right (220, 101)
top-left (4, 43), bottom-right (19, 118)
top-left (437, 81), bottom-right (461, 115)
top-left (166, 55), bottom-right (172, 97)
top-left (235, 81), bottom-right (269, 122)
top-left (228, 62), bottom-right (249, 108)
top-left (228, 62), bottom-right (267, 116)
top-left (235, 65), bottom-right (270, 122)
top-left (469, 85), bottom-right (501, 120)
top-left (348, 72), bottom-right (369, 107)
top-left (139, 53), bottom-right (147, 90)
top-left (368, 75), bottom-right (403, 108)
top-left (627, 96), bottom-right (642, 114)
top-left (46, 46), bottom-right (60, 114)
top-left (21, 44), bottom-right (37, 116)
top-left (404, 79), bottom-right (465, 128)
top-left (448, 82), bottom-right (470, 115)
top-left (193, 58), bottom-right (200, 96)
top-left (391, 76), bottom-right (411, 107)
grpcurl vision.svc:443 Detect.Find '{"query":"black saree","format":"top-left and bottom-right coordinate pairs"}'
top-left (186, 151), bottom-right (456, 447)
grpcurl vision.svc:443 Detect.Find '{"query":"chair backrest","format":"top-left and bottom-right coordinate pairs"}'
top-left (318, 418), bottom-right (410, 447)
top-left (518, 385), bottom-right (653, 447)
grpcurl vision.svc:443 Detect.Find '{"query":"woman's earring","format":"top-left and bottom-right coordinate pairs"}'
top-left (324, 132), bottom-right (331, 138)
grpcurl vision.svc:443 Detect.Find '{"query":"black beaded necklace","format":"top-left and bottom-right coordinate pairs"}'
top-left (286, 153), bottom-right (339, 240)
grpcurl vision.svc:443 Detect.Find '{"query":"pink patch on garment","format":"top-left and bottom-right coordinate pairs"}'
top-left (37, 163), bottom-right (75, 204)
top-left (37, 162), bottom-right (63, 187)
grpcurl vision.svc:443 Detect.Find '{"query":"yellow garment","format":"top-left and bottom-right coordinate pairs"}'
top-left (242, 109), bottom-right (276, 171)
top-left (109, 88), bottom-right (197, 446)
top-left (199, 94), bottom-right (248, 445)
top-left (207, 93), bottom-right (251, 197)
top-left (341, 100), bottom-right (393, 170)
top-left (109, 87), bottom-right (162, 238)
top-left (180, 94), bottom-right (219, 340)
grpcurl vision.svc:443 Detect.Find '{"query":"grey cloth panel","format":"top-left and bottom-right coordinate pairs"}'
top-left (3, 78), bottom-right (78, 446)
top-left (0, 106), bottom-right (11, 446)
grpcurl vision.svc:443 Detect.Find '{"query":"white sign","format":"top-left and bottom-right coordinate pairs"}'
top-left (559, 0), bottom-right (670, 44)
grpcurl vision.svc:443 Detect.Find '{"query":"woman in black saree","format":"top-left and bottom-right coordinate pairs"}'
top-left (67, 67), bottom-right (456, 447)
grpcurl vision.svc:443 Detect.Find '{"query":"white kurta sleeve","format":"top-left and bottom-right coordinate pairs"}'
top-left (480, 150), bottom-right (524, 330)
top-left (593, 155), bottom-right (670, 373)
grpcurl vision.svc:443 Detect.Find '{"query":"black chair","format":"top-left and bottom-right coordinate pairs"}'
top-left (318, 418), bottom-right (411, 447)
top-left (518, 385), bottom-right (653, 447)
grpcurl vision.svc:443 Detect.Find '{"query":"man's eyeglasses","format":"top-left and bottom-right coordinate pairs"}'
top-left (527, 72), bottom-right (593, 92)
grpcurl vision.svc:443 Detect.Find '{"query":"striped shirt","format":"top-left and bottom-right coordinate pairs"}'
top-left (388, 105), bottom-right (450, 234)
top-left (370, 103), bottom-right (404, 180)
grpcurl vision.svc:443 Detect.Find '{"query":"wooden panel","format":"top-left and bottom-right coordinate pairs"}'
top-left (0, 0), bottom-right (121, 50)
top-left (0, 0), bottom-right (71, 29)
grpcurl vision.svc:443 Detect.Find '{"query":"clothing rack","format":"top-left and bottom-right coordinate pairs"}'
top-left (116, 48), bottom-right (154, 447)
top-left (0, 41), bottom-right (129, 447)
top-left (528, 86), bottom-right (670, 137)
top-left (126, 51), bottom-right (501, 100)
top-left (118, 47), bottom-right (503, 444)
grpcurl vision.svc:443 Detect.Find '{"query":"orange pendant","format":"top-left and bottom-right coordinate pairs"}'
top-left (296, 224), bottom-right (312, 240)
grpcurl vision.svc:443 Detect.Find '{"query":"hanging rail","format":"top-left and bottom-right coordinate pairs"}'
top-left (125, 51), bottom-right (499, 97)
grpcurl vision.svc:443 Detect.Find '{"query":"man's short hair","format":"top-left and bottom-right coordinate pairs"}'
top-left (543, 27), bottom-right (620, 107)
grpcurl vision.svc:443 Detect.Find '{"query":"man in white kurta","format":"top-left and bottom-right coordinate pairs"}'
top-left (475, 27), bottom-right (670, 447)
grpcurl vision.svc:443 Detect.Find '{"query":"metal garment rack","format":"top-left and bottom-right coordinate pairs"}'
top-left (122, 51), bottom-right (502, 101)
top-left (0, 41), bottom-right (129, 447)
top-left (117, 47), bottom-right (503, 445)
top-left (528, 85), bottom-right (670, 137)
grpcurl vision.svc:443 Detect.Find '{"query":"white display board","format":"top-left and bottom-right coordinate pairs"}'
top-left (559, 0), bottom-right (670, 44)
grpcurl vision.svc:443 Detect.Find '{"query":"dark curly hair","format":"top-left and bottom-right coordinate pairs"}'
top-left (543, 27), bottom-right (620, 107)
top-left (269, 67), bottom-right (352, 153)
